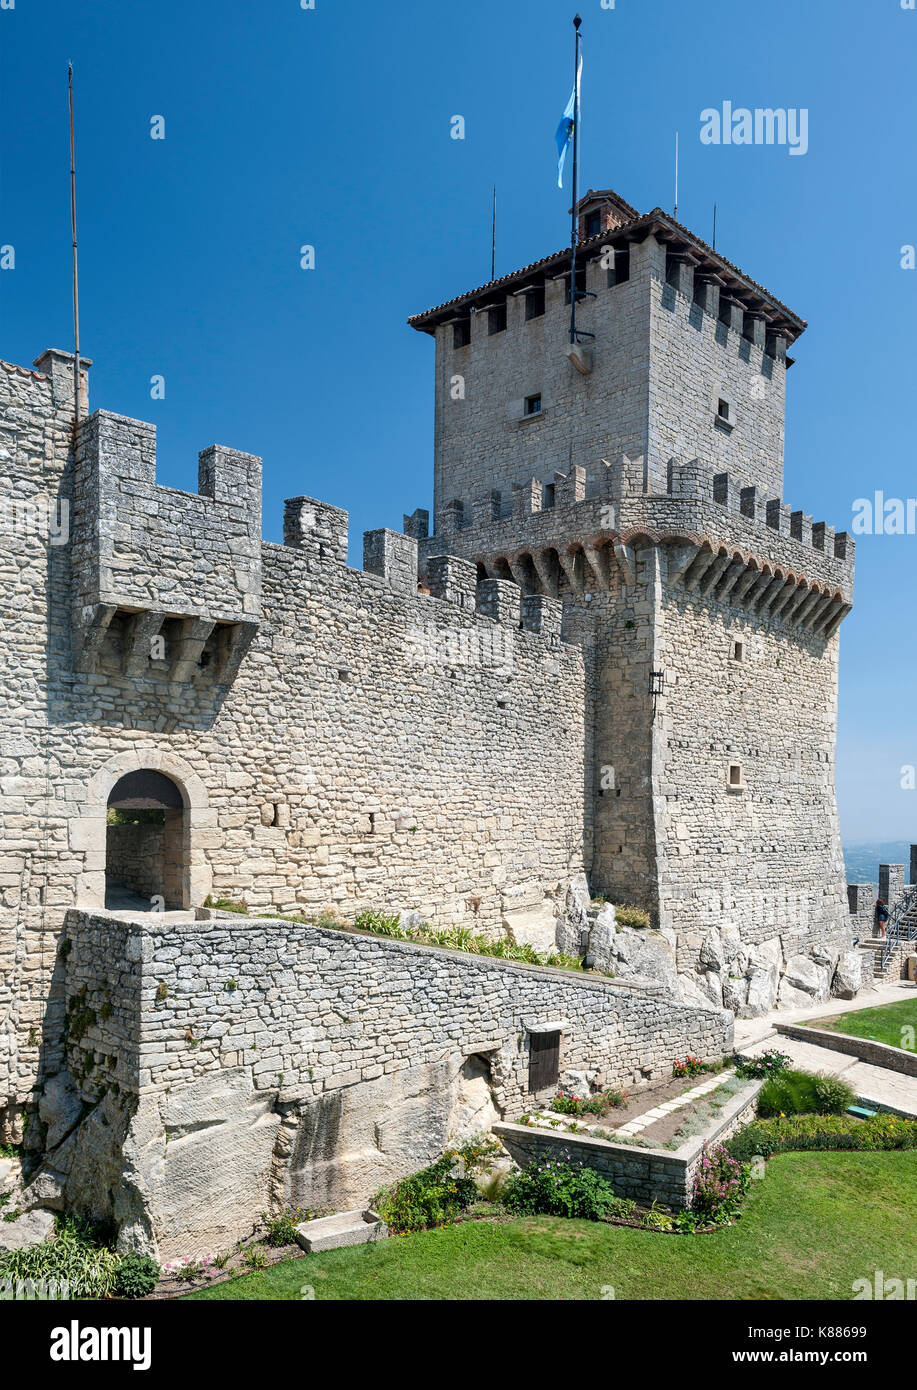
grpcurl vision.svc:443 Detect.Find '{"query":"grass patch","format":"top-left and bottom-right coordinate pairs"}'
top-left (184, 1150), bottom-right (917, 1301)
top-left (807, 998), bottom-right (917, 1052)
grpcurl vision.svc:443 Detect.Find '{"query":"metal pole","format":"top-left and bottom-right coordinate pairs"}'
top-left (68, 63), bottom-right (81, 428)
top-left (491, 185), bottom-right (496, 281)
top-left (712, 202), bottom-right (718, 250)
top-left (569, 14), bottom-right (582, 345)
top-left (674, 132), bottom-right (679, 220)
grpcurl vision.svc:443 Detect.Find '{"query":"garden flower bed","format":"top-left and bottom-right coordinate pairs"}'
top-left (495, 1074), bottom-right (763, 1212)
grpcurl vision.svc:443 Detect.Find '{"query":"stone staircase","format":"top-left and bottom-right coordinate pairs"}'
top-left (859, 886), bottom-right (917, 981)
top-left (859, 938), bottom-right (905, 981)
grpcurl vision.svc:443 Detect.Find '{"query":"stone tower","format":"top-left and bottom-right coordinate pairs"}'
top-left (408, 188), bottom-right (855, 1011)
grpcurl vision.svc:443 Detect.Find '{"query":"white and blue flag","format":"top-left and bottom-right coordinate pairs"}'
top-left (555, 53), bottom-right (582, 188)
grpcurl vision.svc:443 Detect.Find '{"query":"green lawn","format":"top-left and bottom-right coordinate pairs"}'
top-left (808, 997), bottom-right (917, 1051)
top-left (184, 1150), bottom-right (917, 1301)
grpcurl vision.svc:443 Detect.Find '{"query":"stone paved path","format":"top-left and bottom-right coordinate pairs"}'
top-left (734, 978), bottom-right (915, 1051)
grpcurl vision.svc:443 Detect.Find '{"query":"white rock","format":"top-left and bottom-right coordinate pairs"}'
top-left (832, 951), bottom-right (863, 1000)
top-left (0, 1207), bottom-right (55, 1254)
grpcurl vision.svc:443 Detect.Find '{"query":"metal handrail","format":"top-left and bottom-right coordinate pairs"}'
top-left (880, 883), bottom-right (917, 973)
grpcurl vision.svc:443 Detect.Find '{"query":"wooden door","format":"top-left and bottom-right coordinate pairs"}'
top-left (528, 1031), bottom-right (560, 1093)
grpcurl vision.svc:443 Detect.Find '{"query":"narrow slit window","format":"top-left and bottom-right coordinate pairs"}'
top-left (607, 247), bottom-right (629, 287)
top-left (564, 268), bottom-right (587, 305)
top-left (488, 302), bottom-right (507, 335)
top-left (525, 285), bottom-right (545, 319)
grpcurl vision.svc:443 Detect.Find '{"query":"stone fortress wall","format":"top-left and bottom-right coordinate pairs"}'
top-left (0, 351), bottom-right (589, 1136)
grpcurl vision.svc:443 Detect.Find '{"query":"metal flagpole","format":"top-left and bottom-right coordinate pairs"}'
top-left (68, 63), bottom-right (81, 429)
top-left (491, 185), bottom-right (496, 281)
top-left (569, 14), bottom-right (582, 345)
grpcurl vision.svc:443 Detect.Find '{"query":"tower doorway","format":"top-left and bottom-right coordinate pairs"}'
top-left (105, 769), bottom-right (187, 910)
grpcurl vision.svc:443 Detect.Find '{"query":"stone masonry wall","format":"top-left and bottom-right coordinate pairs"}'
top-left (654, 573), bottom-right (852, 1012)
top-left (106, 822), bottom-right (165, 901)
top-left (33, 909), bottom-right (732, 1258)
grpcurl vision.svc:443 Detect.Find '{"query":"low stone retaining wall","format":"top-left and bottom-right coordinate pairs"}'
top-left (26, 909), bottom-right (733, 1259)
top-left (776, 1023), bottom-right (917, 1078)
top-left (494, 1077), bottom-right (762, 1211)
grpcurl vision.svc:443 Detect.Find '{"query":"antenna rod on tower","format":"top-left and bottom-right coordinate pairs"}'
top-left (569, 13), bottom-right (582, 346)
top-left (712, 202), bottom-right (718, 250)
top-left (491, 185), bottom-right (496, 281)
top-left (674, 132), bottom-right (679, 220)
top-left (68, 62), bottom-right (81, 429)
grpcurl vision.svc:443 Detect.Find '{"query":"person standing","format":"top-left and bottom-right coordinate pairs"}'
top-left (875, 898), bottom-right (890, 940)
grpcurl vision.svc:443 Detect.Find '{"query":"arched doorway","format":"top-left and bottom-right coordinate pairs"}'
top-left (105, 769), bottom-right (186, 911)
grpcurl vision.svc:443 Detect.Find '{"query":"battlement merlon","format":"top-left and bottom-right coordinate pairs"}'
top-left (411, 457), bottom-right (854, 638)
top-left (71, 408), bottom-right (262, 672)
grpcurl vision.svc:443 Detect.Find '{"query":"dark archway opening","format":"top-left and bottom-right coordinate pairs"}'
top-left (106, 770), bottom-right (186, 911)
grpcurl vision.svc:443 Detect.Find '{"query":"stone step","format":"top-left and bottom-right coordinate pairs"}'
top-left (295, 1208), bottom-right (388, 1254)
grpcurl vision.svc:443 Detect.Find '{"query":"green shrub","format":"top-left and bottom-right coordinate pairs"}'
top-left (639, 1199), bottom-right (675, 1231)
top-left (353, 909), bottom-right (405, 937)
top-left (726, 1112), bottom-right (917, 1163)
top-left (673, 1055), bottom-right (709, 1079)
top-left (106, 808), bottom-right (163, 826)
top-left (373, 1136), bottom-right (502, 1234)
top-left (202, 895), bottom-right (248, 915)
top-left (757, 1069), bottom-right (856, 1118)
top-left (373, 1157), bottom-right (477, 1234)
top-left (614, 906), bottom-right (651, 930)
top-left (115, 1253), bottom-right (160, 1299)
top-left (351, 912), bottom-right (598, 976)
top-left (550, 1088), bottom-right (627, 1117)
top-left (692, 1144), bottom-right (751, 1223)
top-left (0, 1215), bottom-right (120, 1299)
top-left (260, 1208), bottom-right (313, 1247)
top-left (733, 1048), bottom-right (793, 1080)
top-left (502, 1160), bottom-right (618, 1221)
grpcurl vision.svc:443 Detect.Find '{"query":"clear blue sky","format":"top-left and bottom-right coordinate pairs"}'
top-left (1, 0), bottom-right (914, 845)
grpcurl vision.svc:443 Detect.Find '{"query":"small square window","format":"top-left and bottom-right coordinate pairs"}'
top-left (488, 302), bottom-right (507, 334)
top-left (717, 398), bottom-right (730, 422)
top-left (453, 317), bottom-right (471, 348)
top-left (728, 763), bottom-right (744, 789)
top-left (585, 210), bottom-right (601, 238)
top-left (524, 394), bottom-right (542, 416)
top-left (525, 285), bottom-right (545, 319)
top-left (732, 640), bottom-right (744, 662)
